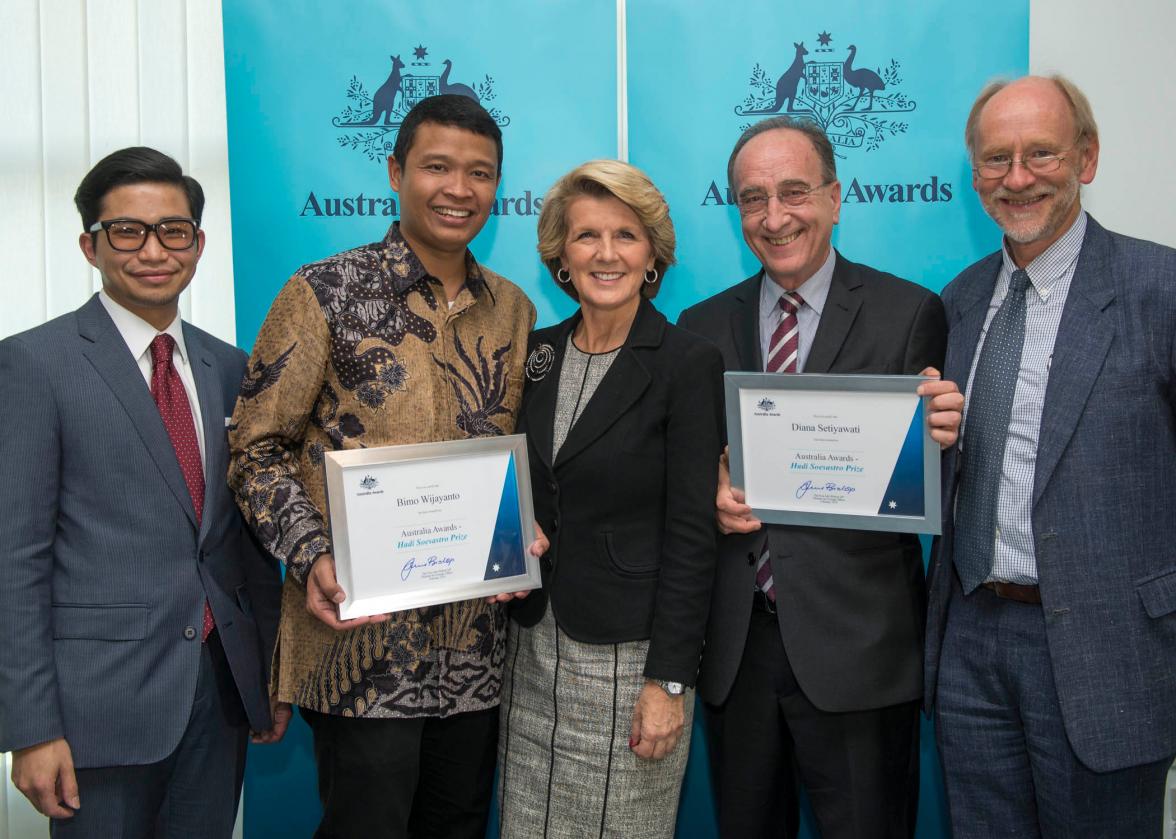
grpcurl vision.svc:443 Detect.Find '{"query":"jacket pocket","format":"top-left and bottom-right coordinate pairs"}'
top-left (598, 530), bottom-right (659, 577)
top-left (52, 603), bottom-right (149, 640)
top-left (1136, 566), bottom-right (1176, 619)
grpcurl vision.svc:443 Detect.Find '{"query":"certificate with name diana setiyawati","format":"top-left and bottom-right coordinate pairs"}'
top-left (323, 435), bottom-right (540, 619)
top-left (725, 373), bottom-right (941, 535)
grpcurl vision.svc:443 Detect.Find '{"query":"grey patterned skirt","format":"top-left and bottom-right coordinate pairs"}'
top-left (496, 606), bottom-right (693, 839)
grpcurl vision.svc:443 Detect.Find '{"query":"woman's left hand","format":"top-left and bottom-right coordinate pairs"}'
top-left (629, 682), bottom-right (686, 760)
top-left (486, 523), bottom-right (549, 604)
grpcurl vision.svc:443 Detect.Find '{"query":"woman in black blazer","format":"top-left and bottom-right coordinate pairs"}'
top-left (496, 160), bottom-right (724, 838)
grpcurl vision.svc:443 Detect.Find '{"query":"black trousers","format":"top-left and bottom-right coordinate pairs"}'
top-left (302, 705), bottom-right (498, 839)
top-left (705, 607), bottom-right (920, 839)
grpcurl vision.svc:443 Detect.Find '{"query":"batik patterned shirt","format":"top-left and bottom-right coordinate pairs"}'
top-left (229, 222), bottom-right (535, 718)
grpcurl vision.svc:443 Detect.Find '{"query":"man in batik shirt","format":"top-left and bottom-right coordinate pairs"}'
top-left (229, 95), bottom-right (535, 839)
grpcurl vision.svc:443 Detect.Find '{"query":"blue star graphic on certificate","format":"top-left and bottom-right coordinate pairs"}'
top-left (492, 563), bottom-right (501, 573)
top-left (888, 500), bottom-right (897, 509)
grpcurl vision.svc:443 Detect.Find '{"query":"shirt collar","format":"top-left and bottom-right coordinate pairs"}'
top-left (380, 221), bottom-right (486, 297)
top-left (98, 290), bottom-right (189, 366)
top-left (1000, 210), bottom-right (1087, 299)
top-left (759, 247), bottom-right (836, 317)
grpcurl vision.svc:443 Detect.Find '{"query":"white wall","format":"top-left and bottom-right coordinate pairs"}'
top-left (0, 0), bottom-right (237, 343)
top-left (1, 1), bottom-right (1174, 837)
top-left (1031, 1), bottom-right (1176, 249)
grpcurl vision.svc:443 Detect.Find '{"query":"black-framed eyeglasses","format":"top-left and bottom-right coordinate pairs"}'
top-left (88, 218), bottom-right (200, 252)
top-left (736, 181), bottom-right (834, 216)
top-left (973, 142), bottom-right (1081, 180)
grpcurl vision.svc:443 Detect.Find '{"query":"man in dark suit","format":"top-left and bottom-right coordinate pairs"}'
top-left (0, 147), bottom-right (285, 837)
top-left (925, 75), bottom-right (1176, 837)
top-left (678, 117), bottom-right (961, 838)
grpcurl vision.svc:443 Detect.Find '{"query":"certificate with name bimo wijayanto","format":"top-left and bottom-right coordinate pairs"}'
top-left (725, 373), bottom-right (940, 534)
top-left (323, 435), bottom-right (539, 619)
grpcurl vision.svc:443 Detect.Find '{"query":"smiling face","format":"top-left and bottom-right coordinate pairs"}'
top-left (733, 128), bottom-right (840, 291)
top-left (387, 122), bottom-right (499, 265)
top-left (971, 77), bottom-right (1099, 266)
top-left (78, 181), bottom-right (204, 330)
top-left (561, 194), bottom-right (655, 318)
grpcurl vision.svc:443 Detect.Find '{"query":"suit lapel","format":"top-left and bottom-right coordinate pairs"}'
top-left (553, 300), bottom-right (662, 467)
top-left (76, 297), bottom-right (198, 529)
top-left (803, 253), bottom-right (862, 374)
top-left (728, 274), bottom-right (762, 371)
top-left (522, 317), bottom-right (575, 471)
top-left (947, 254), bottom-right (1002, 388)
top-left (184, 324), bottom-right (224, 545)
top-left (1033, 220), bottom-right (1116, 503)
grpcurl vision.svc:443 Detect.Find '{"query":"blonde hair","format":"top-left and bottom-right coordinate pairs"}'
top-left (965, 74), bottom-right (1099, 160)
top-left (536, 160), bottom-right (676, 300)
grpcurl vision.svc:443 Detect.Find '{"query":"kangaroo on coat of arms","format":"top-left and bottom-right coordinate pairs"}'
top-left (735, 31), bottom-right (916, 155)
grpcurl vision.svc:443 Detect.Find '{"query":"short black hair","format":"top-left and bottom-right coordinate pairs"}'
top-left (74, 146), bottom-right (205, 231)
top-left (392, 94), bottom-right (503, 177)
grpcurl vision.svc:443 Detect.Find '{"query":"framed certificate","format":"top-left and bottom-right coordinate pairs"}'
top-left (725, 373), bottom-right (941, 534)
top-left (323, 434), bottom-right (539, 619)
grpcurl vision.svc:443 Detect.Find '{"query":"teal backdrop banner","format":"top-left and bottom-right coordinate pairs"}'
top-left (628, 0), bottom-right (1028, 317)
top-left (223, 0), bottom-right (614, 353)
top-left (223, 1), bottom-right (1027, 836)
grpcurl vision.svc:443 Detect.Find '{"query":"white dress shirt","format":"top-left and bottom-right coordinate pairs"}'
top-left (960, 211), bottom-right (1086, 584)
top-left (758, 248), bottom-right (836, 373)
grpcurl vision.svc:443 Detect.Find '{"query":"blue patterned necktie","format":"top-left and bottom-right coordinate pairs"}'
top-left (953, 268), bottom-right (1032, 593)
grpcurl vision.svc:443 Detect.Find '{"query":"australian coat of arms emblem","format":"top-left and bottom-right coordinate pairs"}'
top-left (735, 31), bottom-right (915, 154)
top-left (333, 45), bottom-right (509, 162)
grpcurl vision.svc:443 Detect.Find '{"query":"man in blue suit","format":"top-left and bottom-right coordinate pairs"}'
top-left (0, 147), bottom-right (286, 837)
top-left (925, 75), bottom-right (1176, 836)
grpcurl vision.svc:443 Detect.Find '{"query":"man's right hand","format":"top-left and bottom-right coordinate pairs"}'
top-left (717, 447), bottom-right (762, 535)
top-left (11, 737), bottom-right (79, 819)
top-left (306, 554), bottom-right (389, 630)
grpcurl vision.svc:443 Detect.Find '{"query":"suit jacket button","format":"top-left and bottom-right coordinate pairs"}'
top-left (183, 626), bottom-right (197, 640)
top-left (747, 552), bottom-right (756, 566)
top-left (548, 481), bottom-right (557, 493)
top-left (551, 516), bottom-right (559, 531)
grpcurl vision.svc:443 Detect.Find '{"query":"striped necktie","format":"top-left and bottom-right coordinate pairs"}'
top-left (756, 291), bottom-right (805, 602)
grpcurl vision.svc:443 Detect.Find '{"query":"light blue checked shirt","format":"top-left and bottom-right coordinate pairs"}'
top-left (758, 248), bottom-right (835, 373)
top-left (960, 211), bottom-right (1087, 584)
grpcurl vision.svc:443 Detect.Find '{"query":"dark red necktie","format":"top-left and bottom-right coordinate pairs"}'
top-left (756, 291), bottom-right (805, 602)
top-left (765, 291), bottom-right (804, 374)
top-left (149, 334), bottom-right (215, 642)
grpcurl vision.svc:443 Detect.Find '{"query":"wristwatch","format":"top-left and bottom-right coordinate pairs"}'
top-left (653, 679), bottom-right (685, 696)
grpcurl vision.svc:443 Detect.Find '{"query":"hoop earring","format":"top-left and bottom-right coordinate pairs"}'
top-left (556, 268), bottom-right (571, 284)
top-left (644, 268), bottom-right (659, 285)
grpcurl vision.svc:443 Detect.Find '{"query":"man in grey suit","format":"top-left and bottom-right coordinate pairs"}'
top-left (925, 75), bottom-right (1176, 836)
top-left (0, 147), bottom-right (285, 837)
